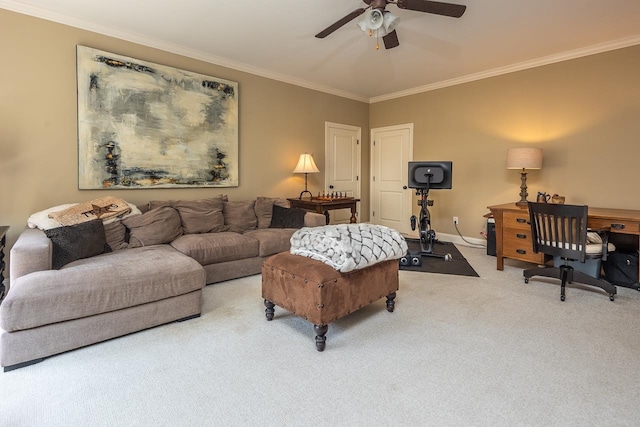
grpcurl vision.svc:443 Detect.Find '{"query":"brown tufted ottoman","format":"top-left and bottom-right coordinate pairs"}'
top-left (261, 251), bottom-right (399, 351)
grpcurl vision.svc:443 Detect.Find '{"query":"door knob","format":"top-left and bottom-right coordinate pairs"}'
top-left (329, 185), bottom-right (334, 189)
top-left (403, 186), bottom-right (408, 189)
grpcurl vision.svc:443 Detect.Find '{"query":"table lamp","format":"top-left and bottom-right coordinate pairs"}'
top-left (506, 147), bottom-right (543, 206)
top-left (293, 153), bottom-right (320, 199)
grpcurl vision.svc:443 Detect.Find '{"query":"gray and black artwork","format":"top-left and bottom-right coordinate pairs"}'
top-left (77, 46), bottom-right (238, 189)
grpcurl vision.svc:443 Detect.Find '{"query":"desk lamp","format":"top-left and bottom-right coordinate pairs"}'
top-left (293, 153), bottom-right (320, 199)
top-left (506, 148), bottom-right (543, 206)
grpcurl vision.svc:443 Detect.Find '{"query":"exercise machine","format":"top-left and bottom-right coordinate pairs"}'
top-left (400, 161), bottom-right (453, 265)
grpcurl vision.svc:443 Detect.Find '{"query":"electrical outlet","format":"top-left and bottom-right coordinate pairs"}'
top-left (453, 216), bottom-right (459, 224)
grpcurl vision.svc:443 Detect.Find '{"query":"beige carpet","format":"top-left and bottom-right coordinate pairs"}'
top-left (2, 245), bottom-right (640, 426)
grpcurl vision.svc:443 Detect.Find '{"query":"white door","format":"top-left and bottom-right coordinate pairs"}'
top-left (370, 124), bottom-right (413, 235)
top-left (325, 122), bottom-right (361, 224)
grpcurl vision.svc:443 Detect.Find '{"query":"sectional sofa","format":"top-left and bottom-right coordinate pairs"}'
top-left (0, 196), bottom-right (325, 371)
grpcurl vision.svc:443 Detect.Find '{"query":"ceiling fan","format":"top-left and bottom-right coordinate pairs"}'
top-left (315, 0), bottom-right (466, 50)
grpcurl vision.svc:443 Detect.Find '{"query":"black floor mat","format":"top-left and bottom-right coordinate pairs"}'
top-left (399, 239), bottom-right (479, 277)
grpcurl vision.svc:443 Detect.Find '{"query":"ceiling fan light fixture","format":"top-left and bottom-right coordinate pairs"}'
top-left (357, 9), bottom-right (400, 39)
top-left (358, 8), bottom-right (385, 32)
top-left (382, 11), bottom-right (400, 34)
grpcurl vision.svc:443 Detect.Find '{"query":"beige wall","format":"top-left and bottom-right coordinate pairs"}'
top-left (371, 45), bottom-right (640, 239)
top-left (2, 8), bottom-right (639, 259)
top-left (0, 9), bottom-right (370, 251)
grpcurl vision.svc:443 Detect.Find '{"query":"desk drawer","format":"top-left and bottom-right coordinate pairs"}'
top-left (503, 227), bottom-right (543, 263)
top-left (589, 218), bottom-right (640, 235)
top-left (503, 211), bottom-right (531, 230)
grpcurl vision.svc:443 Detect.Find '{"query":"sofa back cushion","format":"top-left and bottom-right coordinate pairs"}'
top-left (254, 197), bottom-right (290, 228)
top-left (172, 198), bottom-right (228, 234)
top-left (104, 220), bottom-right (129, 251)
top-left (148, 196), bottom-right (228, 234)
top-left (223, 200), bottom-right (257, 233)
top-left (122, 206), bottom-right (183, 248)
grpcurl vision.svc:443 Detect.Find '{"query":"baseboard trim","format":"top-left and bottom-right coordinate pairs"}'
top-left (437, 232), bottom-right (487, 248)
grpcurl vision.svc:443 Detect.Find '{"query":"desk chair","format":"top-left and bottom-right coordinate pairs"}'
top-left (524, 202), bottom-right (616, 301)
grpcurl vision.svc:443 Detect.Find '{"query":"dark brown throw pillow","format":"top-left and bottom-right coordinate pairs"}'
top-left (44, 220), bottom-right (110, 269)
top-left (269, 205), bottom-right (306, 229)
top-left (122, 206), bottom-right (183, 248)
top-left (255, 197), bottom-right (289, 229)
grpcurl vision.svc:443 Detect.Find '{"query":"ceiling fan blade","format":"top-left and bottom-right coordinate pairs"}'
top-left (383, 30), bottom-right (400, 49)
top-left (397, 0), bottom-right (466, 18)
top-left (315, 8), bottom-right (368, 38)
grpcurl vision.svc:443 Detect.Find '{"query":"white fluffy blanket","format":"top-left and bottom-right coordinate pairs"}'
top-left (290, 223), bottom-right (408, 272)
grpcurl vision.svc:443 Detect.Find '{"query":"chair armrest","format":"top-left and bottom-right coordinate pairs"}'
top-left (10, 228), bottom-right (53, 282)
top-left (587, 227), bottom-right (612, 261)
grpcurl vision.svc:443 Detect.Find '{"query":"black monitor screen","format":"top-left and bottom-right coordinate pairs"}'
top-left (408, 161), bottom-right (453, 189)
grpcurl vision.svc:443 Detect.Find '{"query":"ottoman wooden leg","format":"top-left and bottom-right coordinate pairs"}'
top-left (314, 324), bottom-right (328, 352)
top-left (386, 292), bottom-right (396, 312)
top-left (264, 299), bottom-right (275, 321)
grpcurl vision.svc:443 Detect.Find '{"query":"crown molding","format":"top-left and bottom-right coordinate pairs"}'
top-left (0, 1), bottom-right (369, 103)
top-left (369, 35), bottom-right (640, 104)
top-left (3, 1), bottom-right (639, 105)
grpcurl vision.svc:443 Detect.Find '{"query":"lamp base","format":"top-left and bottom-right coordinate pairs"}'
top-left (298, 190), bottom-right (313, 200)
top-left (516, 170), bottom-right (529, 207)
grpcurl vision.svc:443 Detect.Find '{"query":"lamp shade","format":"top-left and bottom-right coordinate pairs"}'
top-left (506, 148), bottom-right (543, 170)
top-left (293, 153), bottom-right (320, 174)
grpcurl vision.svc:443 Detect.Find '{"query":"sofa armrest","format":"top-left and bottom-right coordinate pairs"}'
top-left (10, 228), bottom-right (53, 282)
top-left (303, 212), bottom-right (327, 227)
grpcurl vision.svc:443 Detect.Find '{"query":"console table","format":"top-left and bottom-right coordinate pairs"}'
top-left (288, 198), bottom-right (360, 225)
top-left (0, 226), bottom-right (8, 301)
top-left (488, 203), bottom-right (640, 280)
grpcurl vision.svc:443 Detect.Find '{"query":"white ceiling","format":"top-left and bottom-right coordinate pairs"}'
top-left (3, 0), bottom-right (640, 102)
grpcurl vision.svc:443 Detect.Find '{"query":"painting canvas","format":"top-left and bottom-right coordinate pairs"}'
top-left (77, 46), bottom-right (238, 189)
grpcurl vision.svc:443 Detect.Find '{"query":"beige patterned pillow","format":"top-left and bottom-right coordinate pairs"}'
top-left (223, 200), bottom-right (257, 233)
top-left (255, 197), bottom-right (290, 229)
top-left (122, 206), bottom-right (183, 248)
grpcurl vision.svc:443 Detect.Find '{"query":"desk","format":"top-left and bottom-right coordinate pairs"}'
top-left (488, 203), bottom-right (640, 279)
top-left (288, 198), bottom-right (360, 225)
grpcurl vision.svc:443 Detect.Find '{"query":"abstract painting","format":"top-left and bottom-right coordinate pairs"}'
top-left (77, 46), bottom-right (238, 189)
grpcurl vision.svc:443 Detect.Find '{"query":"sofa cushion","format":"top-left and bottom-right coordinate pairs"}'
top-left (104, 220), bottom-right (128, 251)
top-left (0, 245), bottom-right (205, 332)
top-left (172, 198), bottom-right (228, 234)
top-left (244, 228), bottom-right (296, 257)
top-left (122, 206), bottom-right (183, 248)
top-left (255, 197), bottom-right (289, 228)
top-left (170, 232), bottom-right (259, 265)
top-left (223, 200), bottom-right (257, 233)
top-left (44, 220), bottom-right (110, 269)
top-left (148, 195), bottom-right (228, 211)
top-left (270, 205), bottom-right (306, 229)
